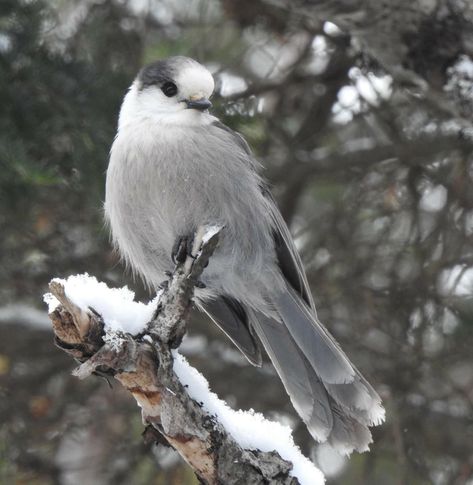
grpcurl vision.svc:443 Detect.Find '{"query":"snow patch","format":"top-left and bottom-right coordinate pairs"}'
top-left (333, 69), bottom-right (392, 124)
top-left (419, 184), bottom-right (448, 212)
top-left (449, 55), bottom-right (473, 79)
top-left (201, 224), bottom-right (224, 244)
top-left (43, 274), bottom-right (160, 335)
top-left (173, 351), bottom-right (324, 485)
top-left (445, 55), bottom-right (473, 115)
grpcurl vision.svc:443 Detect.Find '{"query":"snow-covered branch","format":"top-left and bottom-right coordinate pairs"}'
top-left (44, 225), bottom-right (323, 485)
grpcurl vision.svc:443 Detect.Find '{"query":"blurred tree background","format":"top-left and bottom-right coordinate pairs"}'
top-left (1, 0), bottom-right (473, 484)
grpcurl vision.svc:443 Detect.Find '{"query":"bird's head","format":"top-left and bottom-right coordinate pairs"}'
top-left (119, 56), bottom-right (215, 127)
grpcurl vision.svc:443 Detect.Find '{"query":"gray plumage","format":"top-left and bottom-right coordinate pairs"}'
top-left (105, 56), bottom-right (384, 455)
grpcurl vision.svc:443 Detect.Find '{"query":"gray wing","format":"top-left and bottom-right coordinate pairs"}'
top-left (212, 120), bottom-right (315, 309)
top-left (210, 120), bottom-right (384, 453)
top-left (262, 184), bottom-right (316, 311)
top-left (199, 296), bottom-right (262, 367)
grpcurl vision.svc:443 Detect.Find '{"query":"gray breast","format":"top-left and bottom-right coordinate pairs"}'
top-left (105, 121), bottom-right (278, 298)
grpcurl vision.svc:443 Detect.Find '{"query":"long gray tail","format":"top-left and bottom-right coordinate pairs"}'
top-left (249, 282), bottom-right (384, 455)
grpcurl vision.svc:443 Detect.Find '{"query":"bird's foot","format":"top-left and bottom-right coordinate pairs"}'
top-left (157, 280), bottom-right (169, 291)
top-left (171, 234), bottom-right (207, 288)
top-left (171, 234), bottom-right (196, 264)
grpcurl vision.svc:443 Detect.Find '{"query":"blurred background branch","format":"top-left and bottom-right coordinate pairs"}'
top-left (1, 0), bottom-right (472, 484)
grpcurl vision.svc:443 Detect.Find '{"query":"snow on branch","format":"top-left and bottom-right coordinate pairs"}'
top-left (44, 225), bottom-right (324, 485)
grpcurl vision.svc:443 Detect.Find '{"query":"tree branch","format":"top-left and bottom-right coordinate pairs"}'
top-left (46, 225), bottom-right (303, 485)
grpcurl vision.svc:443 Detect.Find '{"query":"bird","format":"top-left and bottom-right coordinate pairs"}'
top-left (105, 56), bottom-right (385, 455)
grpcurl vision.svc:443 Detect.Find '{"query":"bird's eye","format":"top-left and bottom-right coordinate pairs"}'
top-left (161, 81), bottom-right (178, 97)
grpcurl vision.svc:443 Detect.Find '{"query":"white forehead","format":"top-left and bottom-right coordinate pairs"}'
top-left (175, 62), bottom-right (215, 98)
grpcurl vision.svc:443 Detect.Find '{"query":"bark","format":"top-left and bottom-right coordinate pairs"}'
top-left (47, 226), bottom-right (299, 485)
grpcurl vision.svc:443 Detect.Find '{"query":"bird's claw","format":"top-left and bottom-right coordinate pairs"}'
top-left (171, 234), bottom-right (195, 264)
top-left (170, 233), bottom-right (207, 289)
top-left (158, 280), bottom-right (169, 290)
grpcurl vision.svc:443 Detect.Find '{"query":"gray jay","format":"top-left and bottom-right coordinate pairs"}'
top-left (105, 56), bottom-right (384, 454)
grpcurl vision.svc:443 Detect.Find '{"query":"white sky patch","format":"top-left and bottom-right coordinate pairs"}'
top-left (445, 55), bottom-right (473, 116)
top-left (306, 35), bottom-right (330, 75)
top-left (173, 352), bottom-right (324, 485)
top-left (43, 273), bottom-right (324, 484)
top-left (363, 71), bottom-right (392, 99)
top-left (333, 69), bottom-right (392, 124)
top-left (465, 210), bottom-right (473, 236)
top-left (338, 85), bottom-right (358, 106)
top-left (333, 86), bottom-right (359, 123)
top-left (218, 72), bottom-right (248, 97)
top-left (454, 55), bottom-right (473, 77)
top-left (423, 327), bottom-right (444, 356)
top-left (246, 32), bottom-right (311, 79)
top-left (42, 0), bottom-right (93, 50)
top-left (323, 21), bottom-right (342, 36)
top-left (127, 0), bottom-right (154, 15)
top-left (438, 265), bottom-right (473, 297)
top-left (446, 55), bottom-right (473, 92)
top-left (256, 96), bottom-right (266, 113)
top-left (356, 76), bottom-right (384, 104)
top-left (313, 248), bottom-right (331, 270)
top-left (0, 33), bottom-right (12, 53)
top-left (419, 184), bottom-right (448, 212)
top-left (441, 308), bottom-right (459, 335)
top-left (44, 0), bottom-right (220, 52)
top-left (151, 0), bottom-right (222, 23)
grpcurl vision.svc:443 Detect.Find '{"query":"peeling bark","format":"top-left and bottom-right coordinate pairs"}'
top-left (47, 226), bottom-right (300, 485)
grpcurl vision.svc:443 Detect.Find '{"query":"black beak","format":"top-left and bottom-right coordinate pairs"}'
top-left (185, 98), bottom-right (212, 111)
